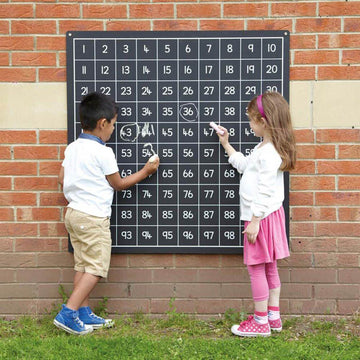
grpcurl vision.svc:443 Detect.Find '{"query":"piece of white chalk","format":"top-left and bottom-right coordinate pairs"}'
top-left (149, 154), bottom-right (159, 163)
top-left (209, 122), bottom-right (224, 135)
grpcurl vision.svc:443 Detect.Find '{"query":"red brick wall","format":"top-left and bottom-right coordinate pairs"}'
top-left (1, 1), bottom-right (360, 316)
top-left (1, 129), bottom-right (359, 316)
top-left (1, 1), bottom-right (360, 82)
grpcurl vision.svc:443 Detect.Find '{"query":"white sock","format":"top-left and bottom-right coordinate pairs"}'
top-left (254, 313), bottom-right (268, 325)
top-left (268, 309), bottom-right (280, 321)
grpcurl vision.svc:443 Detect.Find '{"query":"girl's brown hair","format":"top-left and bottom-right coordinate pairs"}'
top-left (247, 92), bottom-right (296, 171)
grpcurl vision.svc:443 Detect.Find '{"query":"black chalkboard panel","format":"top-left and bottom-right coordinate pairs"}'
top-left (66, 31), bottom-right (290, 254)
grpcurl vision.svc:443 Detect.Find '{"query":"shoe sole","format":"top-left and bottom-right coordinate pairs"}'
top-left (231, 327), bottom-right (271, 337)
top-left (270, 327), bottom-right (282, 332)
top-left (104, 319), bottom-right (114, 328)
top-left (53, 319), bottom-right (93, 335)
top-left (91, 324), bottom-right (104, 330)
top-left (87, 319), bottom-right (114, 330)
top-left (232, 331), bottom-right (271, 337)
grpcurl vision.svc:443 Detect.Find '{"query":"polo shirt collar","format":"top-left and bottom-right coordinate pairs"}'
top-left (79, 133), bottom-right (105, 145)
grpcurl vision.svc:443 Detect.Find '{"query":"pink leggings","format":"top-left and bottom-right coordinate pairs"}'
top-left (247, 261), bottom-right (281, 302)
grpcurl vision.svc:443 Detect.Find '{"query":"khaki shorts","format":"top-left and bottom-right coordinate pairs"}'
top-left (65, 208), bottom-right (112, 278)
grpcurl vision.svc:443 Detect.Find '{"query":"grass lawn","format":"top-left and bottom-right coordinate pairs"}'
top-left (1, 308), bottom-right (359, 360)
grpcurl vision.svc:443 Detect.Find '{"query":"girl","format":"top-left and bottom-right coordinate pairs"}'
top-left (217, 92), bottom-right (296, 337)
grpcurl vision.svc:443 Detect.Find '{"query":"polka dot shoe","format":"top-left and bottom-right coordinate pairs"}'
top-left (231, 315), bottom-right (271, 337)
top-left (269, 317), bottom-right (282, 332)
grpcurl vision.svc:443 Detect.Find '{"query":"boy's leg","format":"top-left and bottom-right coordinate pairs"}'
top-left (65, 210), bottom-right (113, 329)
top-left (73, 271), bottom-right (90, 308)
top-left (67, 211), bottom-right (111, 310)
top-left (71, 271), bottom-right (115, 329)
top-left (66, 272), bottom-right (100, 310)
top-left (54, 270), bottom-right (98, 335)
top-left (55, 271), bottom-right (113, 333)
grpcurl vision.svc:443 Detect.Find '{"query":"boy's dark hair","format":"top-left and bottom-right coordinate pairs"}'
top-left (79, 92), bottom-right (118, 130)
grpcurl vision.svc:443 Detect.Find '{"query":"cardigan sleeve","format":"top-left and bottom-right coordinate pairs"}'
top-left (228, 152), bottom-right (249, 174)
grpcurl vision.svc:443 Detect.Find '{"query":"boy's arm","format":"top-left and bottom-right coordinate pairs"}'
top-left (106, 157), bottom-right (160, 191)
top-left (58, 166), bottom-right (64, 186)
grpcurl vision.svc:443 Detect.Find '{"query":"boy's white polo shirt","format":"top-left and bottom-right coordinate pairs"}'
top-left (62, 134), bottom-right (119, 218)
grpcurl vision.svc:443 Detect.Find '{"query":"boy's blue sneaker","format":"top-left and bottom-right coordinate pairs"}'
top-left (78, 306), bottom-right (114, 329)
top-left (54, 304), bottom-right (93, 335)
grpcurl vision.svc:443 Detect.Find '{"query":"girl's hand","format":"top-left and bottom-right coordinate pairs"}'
top-left (216, 126), bottom-right (237, 158)
top-left (242, 219), bottom-right (260, 244)
top-left (217, 125), bottom-right (229, 145)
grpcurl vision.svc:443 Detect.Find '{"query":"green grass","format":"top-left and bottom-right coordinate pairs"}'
top-left (1, 312), bottom-right (359, 360)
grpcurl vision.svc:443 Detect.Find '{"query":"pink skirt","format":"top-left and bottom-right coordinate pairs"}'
top-left (243, 206), bottom-right (290, 265)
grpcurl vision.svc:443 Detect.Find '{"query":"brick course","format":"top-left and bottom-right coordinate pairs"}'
top-left (0, 1), bottom-right (358, 82)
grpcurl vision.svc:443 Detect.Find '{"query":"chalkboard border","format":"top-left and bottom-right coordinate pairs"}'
top-left (66, 30), bottom-right (290, 254)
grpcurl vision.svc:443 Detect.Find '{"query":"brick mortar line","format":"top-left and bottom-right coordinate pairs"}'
top-left (4, 16), bottom-right (359, 22)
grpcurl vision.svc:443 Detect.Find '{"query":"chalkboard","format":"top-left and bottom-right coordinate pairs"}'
top-left (66, 31), bottom-right (290, 254)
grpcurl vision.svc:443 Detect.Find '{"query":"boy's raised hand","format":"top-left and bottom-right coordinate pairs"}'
top-left (144, 155), bottom-right (160, 175)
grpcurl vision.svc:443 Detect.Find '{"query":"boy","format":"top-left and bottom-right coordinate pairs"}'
top-left (54, 92), bottom-right (159, 335)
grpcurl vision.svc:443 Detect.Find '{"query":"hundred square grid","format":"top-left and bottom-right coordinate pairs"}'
top-left (66, 31), bottom-right (290, 253)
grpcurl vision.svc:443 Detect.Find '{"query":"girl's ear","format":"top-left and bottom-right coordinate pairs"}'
top-left (260, 117), bottom-right (267, 127)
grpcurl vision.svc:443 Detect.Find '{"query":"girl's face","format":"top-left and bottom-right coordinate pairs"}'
top-left (247, 113), bottom-right (266, 138)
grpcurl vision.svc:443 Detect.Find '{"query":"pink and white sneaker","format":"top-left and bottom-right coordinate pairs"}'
top-left (268, 317), bottom-right (282, 332)
top-left (231, 315), bottom-right (271, 337)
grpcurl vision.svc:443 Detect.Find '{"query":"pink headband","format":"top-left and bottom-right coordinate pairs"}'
top-left (256, 94), bottom-right (267, 120)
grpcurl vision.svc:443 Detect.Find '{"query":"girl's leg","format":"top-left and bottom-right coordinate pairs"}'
top-left (265, 260), bottom-right (281, 310)
top-left (247, 263), bottom-right (269, 305)
top-left (247, 263), bottom-right (269, 323)
top-left (268, 287), bottom-right (281, 307)
top-left (265, 260), bottom-right (281, 306)
top-left (231, 263), bottom-right (271, 337)
top-left (265, 261), bottom-right (282, 330)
